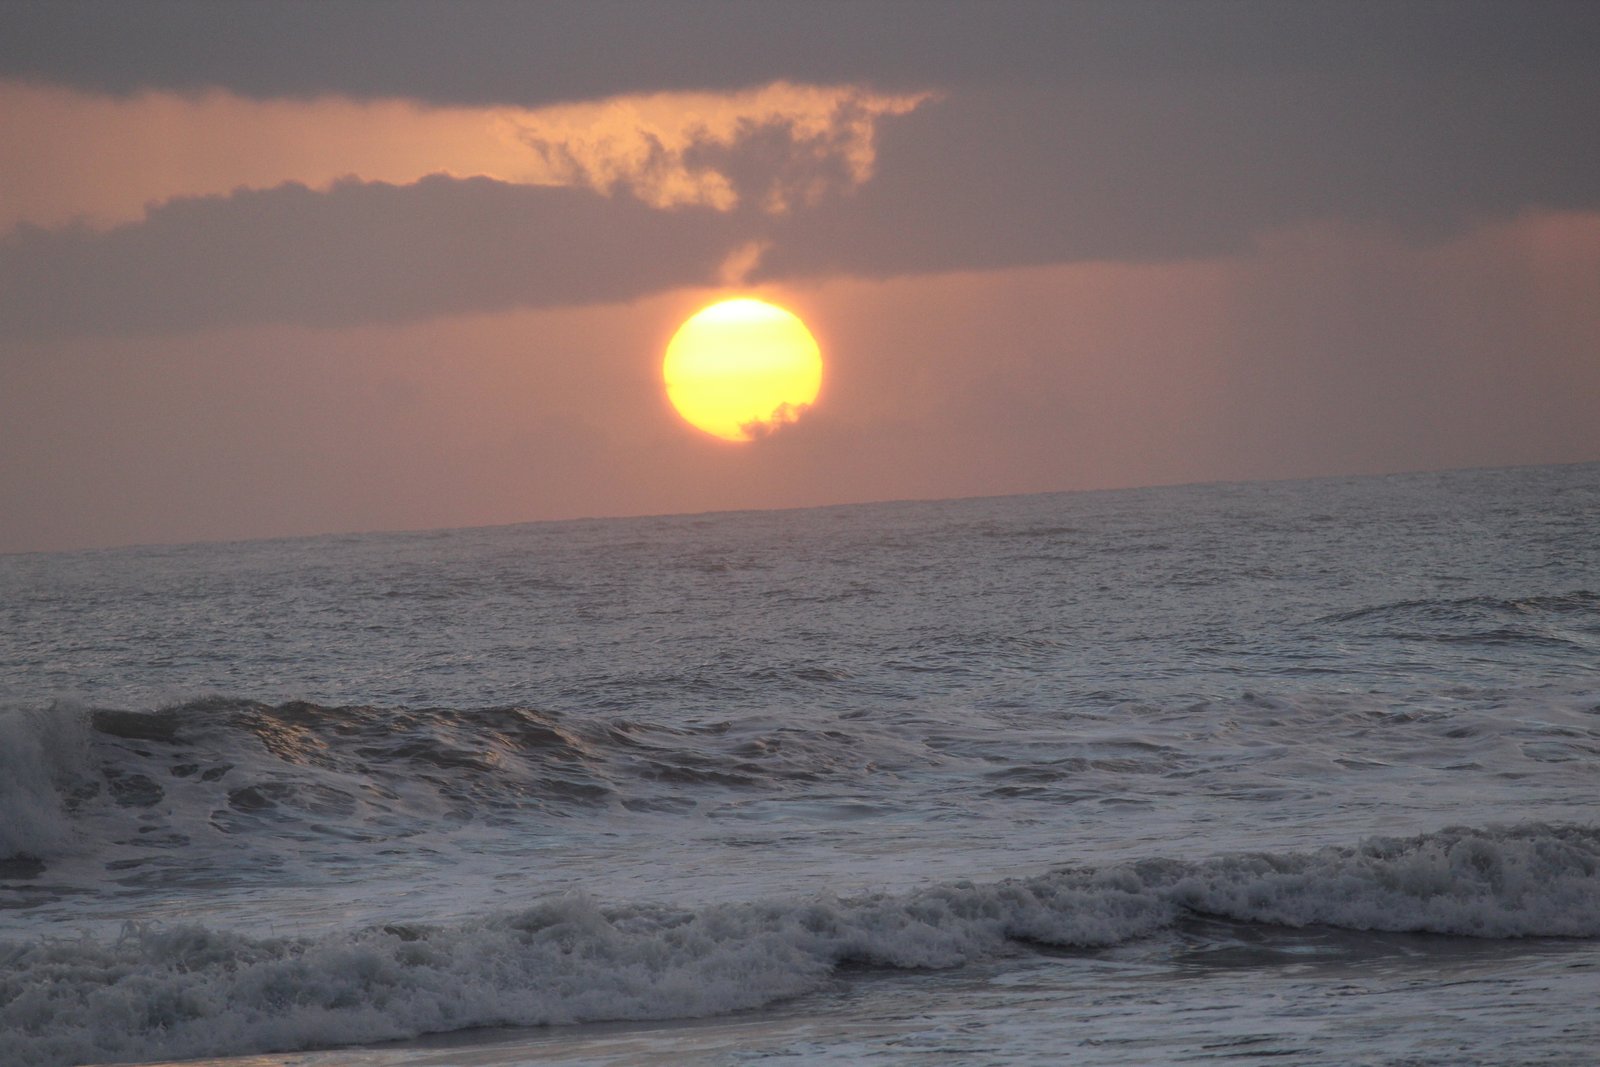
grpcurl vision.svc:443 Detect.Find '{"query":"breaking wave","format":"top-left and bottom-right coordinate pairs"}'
top-left (3, 822), bottom-right (1596, 1067)
top-left (1, 696), bottom-right (915, 868)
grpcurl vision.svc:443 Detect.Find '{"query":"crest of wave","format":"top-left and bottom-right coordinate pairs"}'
top-left (3, 823), bottom-right (1596, 1067)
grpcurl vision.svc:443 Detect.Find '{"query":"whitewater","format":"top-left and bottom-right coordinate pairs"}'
top-left (2, 462), bottom-right (1597, 1066)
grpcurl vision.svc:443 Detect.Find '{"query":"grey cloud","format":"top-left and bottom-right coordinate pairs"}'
top-left (2, 1), bottom-right (1596, 108)
top-left (753, 70), bottom-right (1600, 281)
top-left (680, 114), bottom-right (859, 214)
top-left (7, 56), bottom-right (1597, 344)
top-left (5, 0), bottom-right (1598, 343)
top-left (0, 176), bottom-right (743, 339)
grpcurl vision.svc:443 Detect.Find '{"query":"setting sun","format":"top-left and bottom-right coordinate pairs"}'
top-left (663, 298), bottom-right (823, 442)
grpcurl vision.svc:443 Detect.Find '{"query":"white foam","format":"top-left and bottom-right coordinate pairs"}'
top-left (2, 823), bottom-right (1595, 1067)
top-left (0, 704), bottom-right (93, 859)
top-left (1142, 822), bottom-right (1600, 938)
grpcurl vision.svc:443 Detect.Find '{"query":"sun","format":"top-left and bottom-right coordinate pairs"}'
top-left (663, 298), bottom-right (823, 442)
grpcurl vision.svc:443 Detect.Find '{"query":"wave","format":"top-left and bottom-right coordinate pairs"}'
top-left (2, 822), bottom-right (1595, 1067)
top-left (6, 688), bottom-right (1600, 881)
top-left (0, 697), bottom-right (946, 879)
top-left (0, 706), bottom-right (93, 859)
top-left (1317, 590), bottom-right (1600, 633)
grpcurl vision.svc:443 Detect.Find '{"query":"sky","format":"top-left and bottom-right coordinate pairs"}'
top-left (2, 0), bottom-right (1598, 553)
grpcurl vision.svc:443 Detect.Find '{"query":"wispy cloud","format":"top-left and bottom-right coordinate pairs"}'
top-left (0, 79), bottom-right (929, 232)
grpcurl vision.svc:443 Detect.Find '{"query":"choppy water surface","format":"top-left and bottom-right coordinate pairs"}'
top-left (2, 463), bottom-right (1597, 1066)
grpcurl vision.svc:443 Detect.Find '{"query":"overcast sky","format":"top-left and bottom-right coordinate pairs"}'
top-left (2, 0), bottom-right (1597, 552)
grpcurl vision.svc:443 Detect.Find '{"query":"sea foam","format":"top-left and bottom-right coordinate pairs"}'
top-left (3, 822), bottom-right (1595, 1067)
top-left (0, 705), bottom-right (92, 860)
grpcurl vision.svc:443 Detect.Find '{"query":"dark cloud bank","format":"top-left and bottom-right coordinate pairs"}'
top-left (4, 0), bottom-right (1597, 107)
top-left (759, 74), bottom-right (1600, 280)
top-left (0, 177), bottom-right (740, 339)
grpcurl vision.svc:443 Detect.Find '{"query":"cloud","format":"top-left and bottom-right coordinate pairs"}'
top-left (507, 82), bottom-right (926, 213)
top-left (0, 79), bottom-right (927, 231)
top-left (753, 77), bottom-right (1600, 281)
top-left (9, 52), bottom-right (1598, 345)
top-left (3, 2), bottom-right (1596, 343)
top-left (716, 240), bottom-right (771, 286)
top-left (4, 1), bottom-right (1596, 108)
top-left (0, 176), bottom-right (746, 339)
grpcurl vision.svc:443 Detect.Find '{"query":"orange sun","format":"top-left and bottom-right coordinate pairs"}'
top-left (663, 298), bottom-right (823, 442)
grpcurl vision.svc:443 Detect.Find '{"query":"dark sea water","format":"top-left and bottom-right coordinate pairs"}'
top-left (2, 463), bottom-right (1598, 1066)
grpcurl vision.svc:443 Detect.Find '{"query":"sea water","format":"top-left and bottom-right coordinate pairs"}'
top-left (1, 463), bottom-right (1597, 1066)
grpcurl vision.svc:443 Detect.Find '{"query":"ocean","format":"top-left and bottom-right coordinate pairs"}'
top-left (2, 462), bottom-right (1597, 1066)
